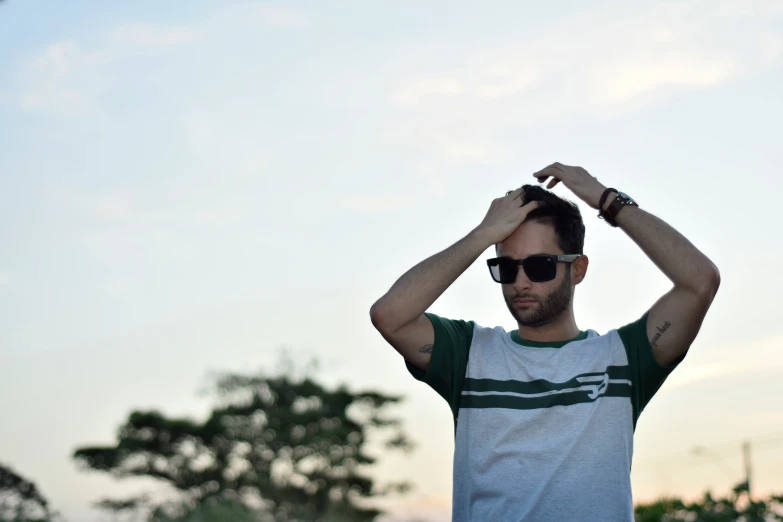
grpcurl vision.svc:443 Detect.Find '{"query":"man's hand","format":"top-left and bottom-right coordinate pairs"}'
top-left (532, 163), bottom-right (608, 210)
top-left (474, 187), bottom-right (540, 245)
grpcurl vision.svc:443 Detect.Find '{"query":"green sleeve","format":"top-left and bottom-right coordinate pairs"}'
top-left (405, 313), bottom-right (474, 423)
top-left (618, 311), bottom-right (682, 430)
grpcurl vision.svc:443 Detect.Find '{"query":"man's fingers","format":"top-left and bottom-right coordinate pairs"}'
top-left (506, 187), bottom-right (524, 199)
top-left (533, 168), bottom-right (561, 189)
top-left (533, 170), bottom-right (552, 183)
top-left (533, 164), bottom-right (565, 182)
top-left (550, 162), bottom-right (566, 172)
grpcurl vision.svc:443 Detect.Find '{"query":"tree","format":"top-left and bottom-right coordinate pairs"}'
top-left (73, 364), bottom-right (414, 521)
top-left (0, 463), bottom-right (52, 522)
top-left (93, 495), bottom-right (151, 522)
top-left (635, 483), bottom-right (783, 522)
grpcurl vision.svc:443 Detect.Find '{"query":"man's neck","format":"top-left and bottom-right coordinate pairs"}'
top-left (517, 312), bottom-right (580, 343)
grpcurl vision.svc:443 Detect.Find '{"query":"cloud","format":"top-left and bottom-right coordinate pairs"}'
top-left (430, 133), bottom-right (506, 163)
top-left (30, 41), bottom-right (93, 79)
top-left (105, 279), bottom-right (133, 294)
top-left (338, 193), bottom-right (418, 214)
top-left (394, 77), bottom-right (466, 106)
top-left (663, 334), bottom-right (783, 391)
top-left (20, 89), bottom-right (85, 113)
top-left (47, 186), bottom-right (244, 229)
top-left (713, 0), bottom-right (783, 17)
top-left (758, 32), bottom-right (783, 64)
top-left (19, 41), bottom-right (109, 112)
top-left (91, 199), bottom-right (133, 222)
top-left (0, 273), bottom-right (8, 286)
top-left (394, 67), bottom-right (539, 106)
top-left (19, 21), bottom-right (202, 113)
top-left (49, 187), bottom-right (133, 223)
top-left (393, 12), bottom-right (743, 113)
top-left (587, 52), bottom-right (738, 106)
top-left (475, 68), bottom-right (540, 100)
top-left (386, 1), bottom-right (781, 161)
top-left (110, 23), bottom-right (203, 48)
top-left (335, 164), bottom-right (450, 213)
top-left (183, 107), bottom-right (267, 181)
top-left (256, 5), bottom-right (312, 28)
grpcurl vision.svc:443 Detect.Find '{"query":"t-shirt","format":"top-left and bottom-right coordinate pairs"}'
top-left (406, 312), bottom-right (679, 522)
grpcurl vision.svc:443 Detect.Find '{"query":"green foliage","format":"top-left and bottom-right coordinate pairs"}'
top-left (0, 463), bottom-right (51, 522)
top-left (146, 497), bottom-right (382, 522)
top-left (635, 485), bottom-right (783, 522)
top-left (74, 364), bottom-right (414, 521)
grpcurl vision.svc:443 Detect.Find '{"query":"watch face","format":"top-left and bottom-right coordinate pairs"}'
top-left (618, 192), bottom-right (635, 204)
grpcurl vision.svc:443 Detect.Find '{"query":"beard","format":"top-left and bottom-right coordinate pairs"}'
top-left (505, 269), bottom-right (572, 327)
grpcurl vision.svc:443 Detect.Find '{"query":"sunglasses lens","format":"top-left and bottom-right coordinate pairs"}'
top-left (490, 259), bottom-right (518, 283)
top-left (522, 256), bottom-right (556, 282)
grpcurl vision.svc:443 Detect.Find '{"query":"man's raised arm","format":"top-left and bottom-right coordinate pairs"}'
top-left (370, 188), bottom-right (539, 370)
top-left (603, 198), bottom-right (720, 367)
top-left (533, 163), bottom-right (720, 368)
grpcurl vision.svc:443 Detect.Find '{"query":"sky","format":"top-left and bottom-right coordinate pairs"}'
top-left (1, 0), bottom-right (782, 520)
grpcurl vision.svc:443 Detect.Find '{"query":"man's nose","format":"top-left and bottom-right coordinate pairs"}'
top-left (510, 266), bottom-right (532, 291)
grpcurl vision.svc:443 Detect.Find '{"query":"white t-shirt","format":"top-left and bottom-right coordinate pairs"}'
top-left (406, 312), bottom-right (679, 521)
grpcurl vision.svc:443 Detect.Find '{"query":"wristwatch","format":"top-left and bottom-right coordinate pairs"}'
top-left (598, 188), bottom-right (638, 227)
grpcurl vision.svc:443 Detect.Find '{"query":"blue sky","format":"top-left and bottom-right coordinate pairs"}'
top-left (1, 1), bottom-right (783, 520)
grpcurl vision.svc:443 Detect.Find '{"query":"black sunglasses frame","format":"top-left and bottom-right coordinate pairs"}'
top-left (486, 254), bottom-right (581, 284)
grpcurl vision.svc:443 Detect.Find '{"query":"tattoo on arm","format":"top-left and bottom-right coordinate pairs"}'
top-left (650, 320), bottom-right (672, 349)
top-left (418, 344), bottom-right (434, 354)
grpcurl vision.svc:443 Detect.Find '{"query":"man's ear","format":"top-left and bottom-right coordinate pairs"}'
top-left (573, 255), bottom-right (588, 285)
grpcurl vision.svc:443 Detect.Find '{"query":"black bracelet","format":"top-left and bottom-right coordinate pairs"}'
top-left (597, 188), bottom-right (618, 220)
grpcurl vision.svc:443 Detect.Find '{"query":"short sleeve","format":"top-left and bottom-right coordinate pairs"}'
top-left (618, 311), bottom-right (681, 430)
top-left (405, 313), bottom-right (474, 422)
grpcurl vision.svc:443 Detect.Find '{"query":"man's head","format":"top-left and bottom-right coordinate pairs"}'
top-left (495, 185), bottom-right (588, 327)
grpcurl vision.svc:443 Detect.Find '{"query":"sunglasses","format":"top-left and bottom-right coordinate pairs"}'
top-left (487, 254), bottom-right (581, 284)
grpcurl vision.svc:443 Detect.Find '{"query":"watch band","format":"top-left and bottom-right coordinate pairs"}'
top-left (602, 191), bottom-right (639, 227)
top-left (597, 187), bottom-right (618, 224)
top-left (598, 188), bottom-right (617, 215)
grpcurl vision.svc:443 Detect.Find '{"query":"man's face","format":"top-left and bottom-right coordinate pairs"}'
top-left (496, 220), bottom-right (574, 328)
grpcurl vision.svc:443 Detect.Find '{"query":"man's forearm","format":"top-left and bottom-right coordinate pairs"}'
top-left (370, 228), bottom-right (493, 331)
top-left (610, 202), bottom-right (720, 293)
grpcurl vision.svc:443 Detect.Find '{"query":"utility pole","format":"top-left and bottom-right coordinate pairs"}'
top-left (743, 440), bottom-right (752, 500)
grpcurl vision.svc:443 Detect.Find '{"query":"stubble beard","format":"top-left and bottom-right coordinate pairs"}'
top-left (505, 270), bottom-right (573, 328)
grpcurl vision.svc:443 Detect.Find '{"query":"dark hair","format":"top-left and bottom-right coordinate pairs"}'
top-left (505, 184), bottom-right (585, 255)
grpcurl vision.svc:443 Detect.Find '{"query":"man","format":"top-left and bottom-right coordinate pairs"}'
top-left (369, 163), bottom-right (720, 521)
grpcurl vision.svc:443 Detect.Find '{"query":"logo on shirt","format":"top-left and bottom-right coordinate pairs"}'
top-left (460, 365), bottom-right (632, 411)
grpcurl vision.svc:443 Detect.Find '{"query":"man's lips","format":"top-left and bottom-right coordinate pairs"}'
top-left (513, 298), bottom-right (537, 305)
